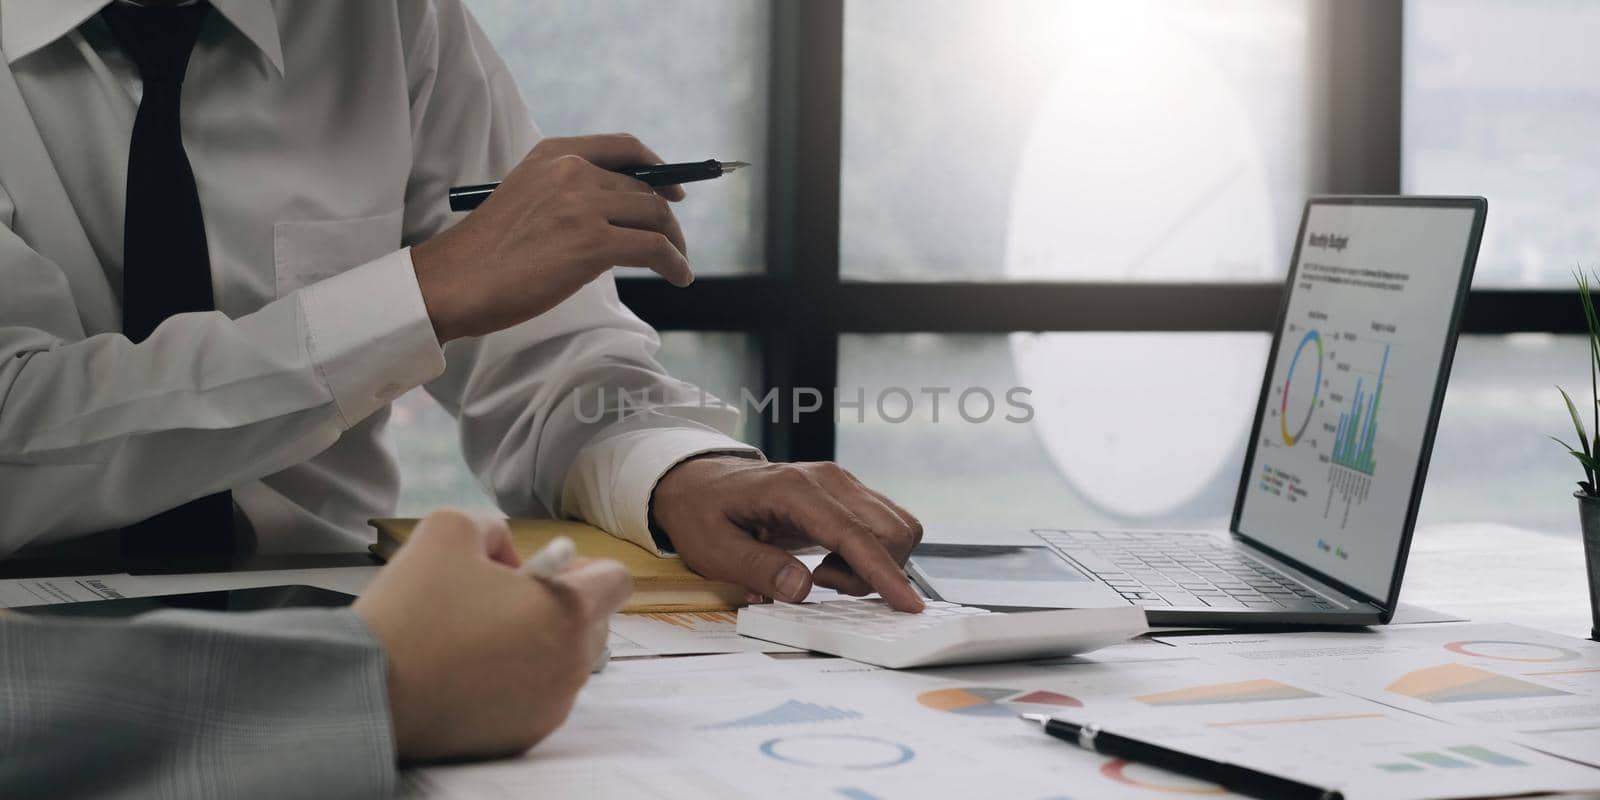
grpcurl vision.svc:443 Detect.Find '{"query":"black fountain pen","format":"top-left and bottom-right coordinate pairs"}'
top-left (1020, 714), bottom-right (1344, 800)
top-left (448, 159), bottom-right (750, 212)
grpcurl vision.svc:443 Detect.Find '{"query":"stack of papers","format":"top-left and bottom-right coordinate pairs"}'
top-left (608, 611), bottom-right (801, 657)
top-left (412, 624), bottom-right (1600, 800)
top-left (8, 570), bottom-right (1598, 799)
top-left (1155, 623), bottom-right (1600, 768)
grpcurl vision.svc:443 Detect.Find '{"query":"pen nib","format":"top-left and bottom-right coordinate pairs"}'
top-left (1019, 713), bottom-right (1050, 724)
top-left (719, 161), bottom-right (751, 174)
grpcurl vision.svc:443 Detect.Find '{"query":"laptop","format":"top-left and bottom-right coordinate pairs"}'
top-left (908, 196), bottom-right (1487, 626)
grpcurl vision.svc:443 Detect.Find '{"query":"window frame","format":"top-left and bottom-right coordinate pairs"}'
top-left (613, 0), bottom-right (1586, 462)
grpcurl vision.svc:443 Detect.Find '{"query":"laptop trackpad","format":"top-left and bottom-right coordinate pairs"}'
top-left (908, 544), bottom-right (1130, 609)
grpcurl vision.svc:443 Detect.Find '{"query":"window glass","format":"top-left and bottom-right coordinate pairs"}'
top-left (841, 0), bottom-right (1317, 281)
top-left (391, 387), bottom-right (496, 516)
top-left (1403, 0), bottom-right (1600, 286)
top-left (392, 332), bottom-right (759, 517)
top-left (651, 332), bottom-right (762, 446)
top-left (1423, 334), bottom-right (1589, 534)
top-left (837, 333), bottom-right (1588, 536)
top-left (463, 0), bottom-right (769, 275)
top-left (836, 333), bottom-right (1268, 530)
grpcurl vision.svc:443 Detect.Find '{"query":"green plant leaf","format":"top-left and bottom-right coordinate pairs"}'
top-left (1566, 449), bottom-right (1600, 475)
top-left (1588, 272), bottom-right (1600, 447)
top-left (1578, 269), bottom-right (1600, 387)
top-left (1551, 437), bottom-right (1600, 476)
top-left (1559, 386), bottom-right (1591, 456)
top-left (1568, 269), bottom-right (1600, 491)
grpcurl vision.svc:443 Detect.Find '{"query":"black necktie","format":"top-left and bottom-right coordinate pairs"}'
top-left (104, 1), bottom-right (237, 568)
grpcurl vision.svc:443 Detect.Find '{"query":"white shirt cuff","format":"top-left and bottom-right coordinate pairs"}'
top-left (563, 425), bottom-right (762, 554)
top-left (298, 248), bottom-right (446, 428)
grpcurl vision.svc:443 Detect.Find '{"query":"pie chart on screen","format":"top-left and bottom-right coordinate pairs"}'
top-left (1005, 4), bottom-right (1277, 519)
top-left (917, 686), bottom-right (1082, 718)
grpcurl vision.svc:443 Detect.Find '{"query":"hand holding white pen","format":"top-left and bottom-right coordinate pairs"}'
top-left (519, 535), bottom-right (617, 672)
top-left (352, 511), bottom-right (630, 761)
top-left (518, 535), bottom-right (578, 579)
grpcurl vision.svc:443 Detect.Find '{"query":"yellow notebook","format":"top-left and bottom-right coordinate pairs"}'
top-left (369, 518), bottom-right (745, 613)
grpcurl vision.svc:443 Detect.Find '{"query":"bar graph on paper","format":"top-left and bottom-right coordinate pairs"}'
top-left (698, 700), bottom-right (864, 730)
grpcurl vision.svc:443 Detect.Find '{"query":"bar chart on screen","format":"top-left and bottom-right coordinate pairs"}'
top-left (1254, 319), bottom-right (1401, 535)
top-left (1330, 343), bottom-right (1389, 476)
top-left (1319, 336), bottom-right (1395, 525)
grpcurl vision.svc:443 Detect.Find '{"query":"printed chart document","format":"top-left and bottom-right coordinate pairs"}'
top-left (605, 563), bottom-right (828, 657)
top-left (410, 646), bottom-right (1600, 800)
top-left (607, 611), bottom-right (801, 657)
top-left (1157, 623), bottom-right (1600, 767)
top-left (915, 649), bottom-right (1600, 800)
top-left (410, 653), bottom-right (1227, 800)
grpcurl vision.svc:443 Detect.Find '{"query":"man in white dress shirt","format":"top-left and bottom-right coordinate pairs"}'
top-left (0, 0), bottom-right (924, 609)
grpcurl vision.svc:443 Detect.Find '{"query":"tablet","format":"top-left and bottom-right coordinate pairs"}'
top-left (12, 584), bottom-right (355, 618)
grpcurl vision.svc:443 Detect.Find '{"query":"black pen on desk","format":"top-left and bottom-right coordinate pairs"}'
top-left (448, 159), bottom-right (750, 212)
top-left (1019, 714), bottom-right (1343, 800)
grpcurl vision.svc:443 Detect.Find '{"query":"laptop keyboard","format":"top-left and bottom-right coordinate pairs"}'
top-left (1035, 530), bottom-right (1336, 611)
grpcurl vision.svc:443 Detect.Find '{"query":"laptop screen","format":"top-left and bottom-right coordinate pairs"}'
top-left (1235, 199), bottom-right (1481, 601)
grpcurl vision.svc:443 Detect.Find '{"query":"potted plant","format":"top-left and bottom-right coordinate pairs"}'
top-left (1552, 271), bottom-right (1600, 641)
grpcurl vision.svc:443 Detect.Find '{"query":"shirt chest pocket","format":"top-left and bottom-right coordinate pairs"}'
top-left (273, 209), bottom-right (405, 298)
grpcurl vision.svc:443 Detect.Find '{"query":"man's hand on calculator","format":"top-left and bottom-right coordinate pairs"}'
top-left (651, 456), bottom-right (926, 612)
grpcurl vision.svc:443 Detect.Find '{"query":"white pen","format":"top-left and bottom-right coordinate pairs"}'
top-left (517, 535), bottom-right (577, 579)
top-left (516, 536), bottom-right (611, 673)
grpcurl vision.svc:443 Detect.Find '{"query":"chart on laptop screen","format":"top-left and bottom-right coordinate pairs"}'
top-left (1238, 202), bottom-right (1477, 600)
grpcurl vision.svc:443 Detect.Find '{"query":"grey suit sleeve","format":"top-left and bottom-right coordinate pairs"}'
top-left (0, 607), bottom-right (397, 799)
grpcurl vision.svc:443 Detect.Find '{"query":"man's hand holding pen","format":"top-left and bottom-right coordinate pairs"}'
top-left (411, 133), bottom-right (692, 344)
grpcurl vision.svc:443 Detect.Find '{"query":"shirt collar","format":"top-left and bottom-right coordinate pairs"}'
top-left (1, 0), bottom-right (285, 75)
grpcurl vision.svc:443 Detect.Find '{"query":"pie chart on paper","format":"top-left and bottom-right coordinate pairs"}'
top-left (1443, 639), bottom-right (1582, 663)
top-left (1101, 759), bottom-right (1229, 795)
top-left (916, 686), bottom-right (1082, 718)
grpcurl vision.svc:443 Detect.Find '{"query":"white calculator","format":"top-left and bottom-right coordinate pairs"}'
top-left (736, 599), bottom-right (1147, 669)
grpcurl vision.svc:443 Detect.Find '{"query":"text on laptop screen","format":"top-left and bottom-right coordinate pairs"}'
top-left (1237, 202), bottom-right (1477, 600)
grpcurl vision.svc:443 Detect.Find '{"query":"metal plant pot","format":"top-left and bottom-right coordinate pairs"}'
top-left (1574, 491), bottom-right (1600, 641)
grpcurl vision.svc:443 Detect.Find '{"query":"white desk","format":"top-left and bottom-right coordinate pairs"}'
top-left (5, 520), bottom-right (1588, 636)
top-left (1401, 522), bottom-right (1594, 638)
top-left (4, 523), bottom-right (1596, 799)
